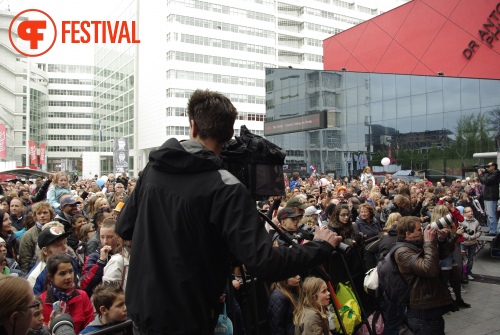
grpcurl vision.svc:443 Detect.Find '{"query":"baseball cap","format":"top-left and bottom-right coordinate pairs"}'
top-left (113, 202), bottom-right (125, 212)
top-left (277, 208), bottom-right (302, 222)
top-left (304, 206), bottom-right (321, 216)
top-left (60, 197), bottom-right (81, 207)
top-left (286, 196), bottom-right (308, 209)
top-left (38, 226), bottom-right (71, 248)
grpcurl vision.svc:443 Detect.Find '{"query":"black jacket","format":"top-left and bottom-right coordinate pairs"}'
top-left (267, 289), bottom-right (297, 335)
top-left (115, 138), bottom-right (334, 335)
top-left (479, 169), bottom-right (500, 201)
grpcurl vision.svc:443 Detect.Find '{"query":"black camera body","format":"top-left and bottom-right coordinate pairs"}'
top-left (459, 223), bottom-right (475, 236)
top-left (473, 164), bottom-right (487, 170)
top-left (291, 224), bottom-right (316, 243)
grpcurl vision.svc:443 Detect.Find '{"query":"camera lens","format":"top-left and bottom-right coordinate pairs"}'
top-left (334, 242), bottom-right (351, 255)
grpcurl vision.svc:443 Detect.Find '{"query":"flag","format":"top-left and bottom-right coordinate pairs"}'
top-left (39, 143), bottom-right (46, 164)
top-left (99, 118), bottom-right (102, 142)
top-left (28, 141), bottom-right (37, 165)
top-left (0, 124), bottom-right (6, 159)
top-left (310, 165), bottom-right (316, 172)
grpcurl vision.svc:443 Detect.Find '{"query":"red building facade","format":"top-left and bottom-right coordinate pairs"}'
top-left (323, 0), bottom-right (500, 79)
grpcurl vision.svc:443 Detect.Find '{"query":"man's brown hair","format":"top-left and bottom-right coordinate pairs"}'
top-left (396, 216), bottom-right (420, 240)
top-left (187, 89), bottom-right (238, 144)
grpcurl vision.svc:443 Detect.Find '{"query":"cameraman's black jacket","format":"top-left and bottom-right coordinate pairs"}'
top-left (116, 138), bottom-right (334, 335)
top-left (479, 169), bottom-right (500, 201)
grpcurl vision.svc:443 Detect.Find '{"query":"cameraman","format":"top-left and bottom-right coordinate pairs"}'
top-left (116, 89), bottom-right (343, 335)
top-left (478, 162), bottom-right (500, 236)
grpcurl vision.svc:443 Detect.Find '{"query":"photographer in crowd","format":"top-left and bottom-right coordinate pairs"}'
top-left (478, 162), bottom-right (500, 236)
top-left (116, 89), bottom-right (343, 335)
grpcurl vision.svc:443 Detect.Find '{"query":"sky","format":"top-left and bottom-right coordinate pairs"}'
top-left (7, 0), bottom-right (121, 64)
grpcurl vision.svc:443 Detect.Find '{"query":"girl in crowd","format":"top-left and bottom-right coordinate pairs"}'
top-left (27, 296), bottom-right (49, 335)
top-left (39, 254), bottom-right (93, 334)
top-left (360, 166), bottom-right (375, 189)
top-left (0, 209), bottom-right (18, 261)
top-left (103, 240), bottom-right (131, 291)
top-left (431, 205), bottom-right (470, 309)
top-left (328, 204), bottom-right (355, 246)
top-left (46, 173), bottom-right (71, 215)
top-left (0, 276), bottom-right (37, 335)
top-left (293, 277), bottom-right (330, 335)
top-left (267, 275), bottom-right (301, 335)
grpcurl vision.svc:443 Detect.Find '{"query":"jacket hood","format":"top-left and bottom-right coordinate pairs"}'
top-left (149, 139), bottom-right (223, 174)
top-left (87, 315), bottom-right (105, 328)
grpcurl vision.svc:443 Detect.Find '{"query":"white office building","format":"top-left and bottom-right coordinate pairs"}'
top-left (3, 1), bottom-right (409, 175)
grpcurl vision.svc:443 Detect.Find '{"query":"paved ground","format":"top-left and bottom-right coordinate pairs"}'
top-left (443, 239), bottom-right (500, 335)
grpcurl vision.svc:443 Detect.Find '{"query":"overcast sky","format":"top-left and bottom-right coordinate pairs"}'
top-left (7, 0), bottom-right (119, 64)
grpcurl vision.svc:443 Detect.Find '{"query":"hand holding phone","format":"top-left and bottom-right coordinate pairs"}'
top-left (53, 301), bottom-right (61, 314)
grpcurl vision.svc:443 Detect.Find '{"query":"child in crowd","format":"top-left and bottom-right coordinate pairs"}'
top-left (47, 172), bottom-right (72, 215)
top-left (80, 283), bottom-right (128, 334)
top-left (267, 275), bottom-right (301, 335)
top-left (28, 296), bottom-right (50, 335)
top-left (293, 277), bottom-right (330, 335)
top-left (460, 206), bottom-right (482, 280)
top-left (39, 254), bottom-right (94, 333)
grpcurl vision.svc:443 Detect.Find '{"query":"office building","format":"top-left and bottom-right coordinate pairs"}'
top-left (265, 0), bottom-right (500, 177)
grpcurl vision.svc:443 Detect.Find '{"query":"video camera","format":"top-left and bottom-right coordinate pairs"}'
top-left (473, 164), bottom-right (488, 170)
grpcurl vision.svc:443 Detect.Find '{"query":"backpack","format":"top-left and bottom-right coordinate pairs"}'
top-left (377, 242), bottom-right (420, 305)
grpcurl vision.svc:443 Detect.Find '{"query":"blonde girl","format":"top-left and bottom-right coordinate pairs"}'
top-left (46, 172), bottom-right (71, 214)
top-left (293, 277), bottom-right (330, 335)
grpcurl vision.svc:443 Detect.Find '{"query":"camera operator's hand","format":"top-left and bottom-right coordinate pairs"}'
top-left (314, 226), bottom-right (342, 248)
top-left (436, 227), bottom-right (450, 241)
top-left (477, 169), bottom-right (483, 175)
top-left (456, 226), bottom-right (464, 235)
top-left (423, 225), bottom-right (437, 242)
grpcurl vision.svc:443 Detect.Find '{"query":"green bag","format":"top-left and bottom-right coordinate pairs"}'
top-left (336, 281), bottom-right (358, 306)
top-left (335, 299), bottom-right (362, 334)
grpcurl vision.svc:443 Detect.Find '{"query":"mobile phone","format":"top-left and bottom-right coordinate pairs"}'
top-left (53, 301), bottom-right (61, 313)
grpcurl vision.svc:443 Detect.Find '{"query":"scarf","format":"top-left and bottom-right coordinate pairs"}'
top-left (35, 222), bottom-right (43, 230)
top-left (50, 282), bottom-right (76, 314)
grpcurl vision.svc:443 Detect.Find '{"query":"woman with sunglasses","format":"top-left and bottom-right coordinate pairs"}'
top-left (0, 276), bottom-right (38, 335)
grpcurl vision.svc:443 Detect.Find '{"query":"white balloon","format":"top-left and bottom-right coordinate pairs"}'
top-left (99, 176), bottom-right (108, 183)
top-left (381, 157), bottom-right (391, 166)
top-left (320, 178), bottom-right (329, 186)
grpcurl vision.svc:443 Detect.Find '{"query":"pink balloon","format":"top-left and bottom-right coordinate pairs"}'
top-left (381, 157), bottom-right (391, 166)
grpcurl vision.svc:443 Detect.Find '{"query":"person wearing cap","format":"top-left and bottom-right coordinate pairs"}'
top-left (286, 196), bottom-right (308, 217)
top-left (26, 222), bottom-right (78, 295)
top-left (273, 208), bottom-right (303, 248)
top-left (18, 201), bottom-right (55, 274)
top-left (54, 195), bottom-right (81, 236)
top-left (303, 205), bottom-right (322, 227)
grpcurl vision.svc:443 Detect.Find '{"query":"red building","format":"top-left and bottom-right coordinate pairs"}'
top-left (323, 0), bottom-right (500, 79)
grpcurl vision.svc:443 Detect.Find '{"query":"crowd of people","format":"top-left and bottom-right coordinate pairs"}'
top-left (0, 87), bottom-right (498, 335)
top-left (0, 171), bottom-right (132, 335)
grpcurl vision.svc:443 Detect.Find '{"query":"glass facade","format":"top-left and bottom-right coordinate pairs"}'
top-left (93, 0), bottom-right (137, 175)
top-left (265, 69), bottom-right (500, 177)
